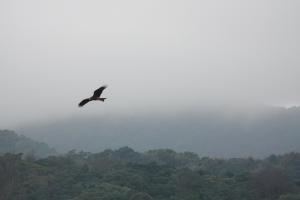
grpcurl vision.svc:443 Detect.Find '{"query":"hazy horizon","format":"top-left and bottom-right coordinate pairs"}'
top-left (14, 106), bottom-right (300, 158)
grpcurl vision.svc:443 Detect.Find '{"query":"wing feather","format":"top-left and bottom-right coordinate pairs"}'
top-left (78, 98), bottom-right (90, 107)
top-left (93, 85), bottom-right (107, 97)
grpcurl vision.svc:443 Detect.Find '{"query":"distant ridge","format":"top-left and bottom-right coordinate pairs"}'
top-left (0, 129), bottom-right (56, 158)
top-left (19, 105), bottom-right (300, 158)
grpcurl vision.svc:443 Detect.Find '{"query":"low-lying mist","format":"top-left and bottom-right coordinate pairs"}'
top-left (17, 105), bottom-right (300, 158)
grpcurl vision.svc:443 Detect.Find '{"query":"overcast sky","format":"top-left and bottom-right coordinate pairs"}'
top-left (1, 0), bottom-right (300, 127)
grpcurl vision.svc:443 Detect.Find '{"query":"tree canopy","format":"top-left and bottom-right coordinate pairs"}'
top-left (0, 146), bottom-right (299, 200)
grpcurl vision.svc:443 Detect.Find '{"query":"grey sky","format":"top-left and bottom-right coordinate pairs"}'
top-left (1, 0), bottom-right (300, 127)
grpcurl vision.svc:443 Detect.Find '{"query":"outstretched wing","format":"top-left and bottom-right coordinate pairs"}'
top-left (93, 85), bottom-right (107, 98)
top-left (78, 98), bottom-right (90, 107)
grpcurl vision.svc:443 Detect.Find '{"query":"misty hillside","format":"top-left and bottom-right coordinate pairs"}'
top-left (18, 106), bottom-right (300, 158)
top-left (0, 130), bottom-right (56, 158)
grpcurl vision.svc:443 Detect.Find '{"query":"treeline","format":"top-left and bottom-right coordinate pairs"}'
top-left (0, 147), bottom-right (300, 200)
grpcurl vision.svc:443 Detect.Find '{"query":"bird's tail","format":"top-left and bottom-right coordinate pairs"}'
top-left (99, 98), bottom-right (106, 102)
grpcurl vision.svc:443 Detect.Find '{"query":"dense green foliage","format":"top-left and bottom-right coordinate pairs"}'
top-left (0, 147), bottom-right (299, 200)
top-left (0, 130), bottom-right (56, 158)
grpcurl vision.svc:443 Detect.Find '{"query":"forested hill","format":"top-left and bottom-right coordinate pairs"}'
top-left (0, 146), bottom-right (300, 200)
top-left (0, 130), bottom-right (56, 158)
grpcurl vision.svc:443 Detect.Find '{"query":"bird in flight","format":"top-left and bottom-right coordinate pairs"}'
top-left (78, 85), bottom-right (108, 107)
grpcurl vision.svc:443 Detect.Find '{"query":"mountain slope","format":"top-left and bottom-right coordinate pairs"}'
top-left (0, 130), bottom-right (56, 158)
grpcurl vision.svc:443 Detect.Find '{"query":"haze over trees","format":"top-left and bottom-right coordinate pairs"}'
top-left (0, 130), bottom-right (56, 158)
top-left (1, 106), bottom-right (300, 199)
top-left (19, 106), bottom-right (300, 158)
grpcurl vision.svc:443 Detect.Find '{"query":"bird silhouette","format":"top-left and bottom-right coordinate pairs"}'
top-left (78, 85), bottom-right (107, 107)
